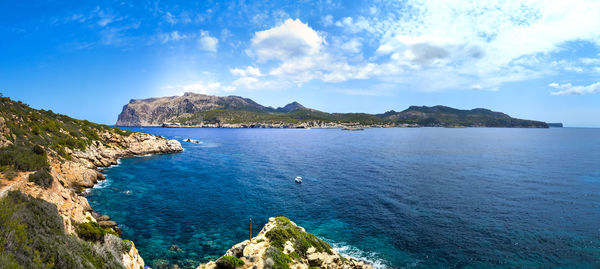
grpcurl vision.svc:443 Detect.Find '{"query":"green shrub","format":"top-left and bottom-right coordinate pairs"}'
top-left (263, 246), bottom-right (291, 269)
top-left (28, 169), bottom-right (53, 188)
top-left (75, 221), bottom-right (118, 242)
top-left (265, 216), bottom-right (332, 257)
top-left (0, 145), bottom-right (48, 171)
top-left (215, 256), bottom-right (245, 269)
top-left (0, 191), bottom-right (124, 268)
top-left (32, 145), bottom-right (45, 155)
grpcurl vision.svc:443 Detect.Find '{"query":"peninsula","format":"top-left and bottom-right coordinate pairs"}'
top-left (116, 92), bottom-right (549, 128)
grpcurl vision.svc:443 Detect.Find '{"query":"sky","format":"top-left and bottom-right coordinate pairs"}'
top-left (1, 0), bottom-right (600, 127)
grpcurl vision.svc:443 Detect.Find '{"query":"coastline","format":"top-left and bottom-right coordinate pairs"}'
top-left (0, 130), bottom-right (183, 269)
top-left (116, 124), bottom-right (549, 129)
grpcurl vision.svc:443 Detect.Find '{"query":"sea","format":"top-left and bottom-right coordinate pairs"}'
top-left (86, 127), bottom-right (600, 268)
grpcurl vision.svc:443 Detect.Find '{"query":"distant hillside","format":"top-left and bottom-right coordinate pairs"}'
top-left (378, 106), bottom-right (549, 128)
top-left (116, 93), bottom-right (548, 128)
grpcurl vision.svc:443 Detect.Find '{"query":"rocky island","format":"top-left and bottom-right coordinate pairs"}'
top-left (116, 92), bottom-right (549, 128)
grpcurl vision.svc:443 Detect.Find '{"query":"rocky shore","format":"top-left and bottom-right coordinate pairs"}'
top-left (0, 129), bottom-right (182, 269)
top-left (163, 121), bottom-right (399, 129)
top-left (197, 216), bottom-right (374, 269)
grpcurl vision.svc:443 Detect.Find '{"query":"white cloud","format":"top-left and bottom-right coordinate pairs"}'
top-left (357, 0), bottom-right (600, 90)
top-left (230, 1), bottom-right (600, 94)
top-left (159, 31), bottom-right (191, 44)
top-left (580, 57), bottom-right (600, 65)
top-left (164, 12), bottom-right (177, 25)
top-left (550, 82), bottom-right (600, 95)
top-left (249, 19), bottom-right (325, 62)
top-left (198, 30), bottom-right (218, 52)
top-left (340, 38), bottom-right (362, 54)
top-left (230, 66), bottom-right (263, 77)
top-left (322, 15), bottom-right (333, 26)
top-left (163, 81), bottom-right (235, 96)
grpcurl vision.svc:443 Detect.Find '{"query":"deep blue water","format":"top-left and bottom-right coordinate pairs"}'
top-left (87, 127), bottom-right (600, 268)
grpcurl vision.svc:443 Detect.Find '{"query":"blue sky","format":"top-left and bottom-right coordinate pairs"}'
top-left (1, 0), bottom-right (600, 126)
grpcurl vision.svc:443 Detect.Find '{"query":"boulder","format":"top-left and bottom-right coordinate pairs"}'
top-left (97, 214), bottom-right (111, 221)
top-left (98, 220), bottom-right (117, 228)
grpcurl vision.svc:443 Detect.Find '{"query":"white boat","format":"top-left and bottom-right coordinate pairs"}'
top-left (295, 176), bottom-right (302, 183)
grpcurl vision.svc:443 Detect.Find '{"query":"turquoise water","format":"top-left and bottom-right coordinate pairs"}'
top-left (87, 127), bottom-right (600, 268)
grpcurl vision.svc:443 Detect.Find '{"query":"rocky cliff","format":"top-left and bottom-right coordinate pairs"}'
top-left (116, 92), bottom-right (269, 126)
top-left (0, 95), bottom-right (182, 269)
top-left (197, 216), bottom-right (374, 269)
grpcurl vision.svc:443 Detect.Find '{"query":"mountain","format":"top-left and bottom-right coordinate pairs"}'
top-left (0, 95), bottom-right (182, 268)
top-left (377, 105), bottom-right (549, 128)
top-left (116, 92), bottom-right (389, 127)
top-left (116, 93), bottom-right (548, 128)
top-left (116, 92), bottom-right (268, 126)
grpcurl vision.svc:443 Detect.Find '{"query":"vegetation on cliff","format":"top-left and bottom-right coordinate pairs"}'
top-left (0, 94), bottom-right (178, 269)
top-left (0, 94), bottom-right (132, 185)
top-left (0, 191), bottom-right (125, 269)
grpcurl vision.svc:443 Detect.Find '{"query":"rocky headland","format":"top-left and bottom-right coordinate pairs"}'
top-left (197, 216), bottom-right (374, 269)
top-left (0, 95), bottom-right (182, 268)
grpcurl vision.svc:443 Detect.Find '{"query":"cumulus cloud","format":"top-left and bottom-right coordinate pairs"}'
top-left (249, 19), bottom-right (324, 62)
top-left (228, 1), bottom-right (600, 94)
top-left (363, 0), bottom-right (600, 90)
top-left (198, 30), bottom-right (218, 52)
top-left (550, 82), bottom-right (600, 95)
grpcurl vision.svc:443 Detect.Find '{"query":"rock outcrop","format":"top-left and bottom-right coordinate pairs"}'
top-left (116, 92), bottom-right (268, 126)
top-left (197, 216), bottom-right (374, 269)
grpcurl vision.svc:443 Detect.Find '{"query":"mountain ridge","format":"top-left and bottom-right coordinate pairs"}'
top-left (116, 92), bottom-right (549, 128)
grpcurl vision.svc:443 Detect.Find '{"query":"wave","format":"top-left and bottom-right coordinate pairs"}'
top-left (104, 159), bottom-right (122, 169)
top-left (85, 178), bottom-right (111, 193)
top-left (329, 241), bottom-right (389, 269)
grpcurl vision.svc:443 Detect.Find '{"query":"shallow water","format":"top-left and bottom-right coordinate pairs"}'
top-left (87, 127), bottom-right (600, 268)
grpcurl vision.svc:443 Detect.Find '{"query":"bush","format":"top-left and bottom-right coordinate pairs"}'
top-left (0, 191), bottom-right (125, 268)
top-left (0, 145), bottom-right (48, 171)
top-left (265, 216), bottom-right (332, 256)
top-left (32, 145), bottom-right (45, 155)
top-left (75, 221), bottom-right (118, 242)
top-left (216, 256), bottom-right (245, 269)
top-left (264, 246), bottom-right (291, 269)
top-left (28, 169), bottom-right (53, 188)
